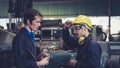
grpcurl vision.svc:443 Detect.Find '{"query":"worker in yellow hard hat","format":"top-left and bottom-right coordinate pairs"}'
top-left (62, 15), bottom-right (101, 68)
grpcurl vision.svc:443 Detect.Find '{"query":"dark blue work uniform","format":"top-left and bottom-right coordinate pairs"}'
top-left (12, 28), bottom-right (38, 68)
top-left (62, 29), bottom-right (102, 68)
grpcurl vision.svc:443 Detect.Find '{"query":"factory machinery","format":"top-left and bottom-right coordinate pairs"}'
top-left (0, 20), bottom-right (120, 68)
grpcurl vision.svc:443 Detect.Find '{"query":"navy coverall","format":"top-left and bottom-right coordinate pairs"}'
top-left (62, 29), bottom-right (102, 68)
top-left (12, 28), bottom-right (38, 68)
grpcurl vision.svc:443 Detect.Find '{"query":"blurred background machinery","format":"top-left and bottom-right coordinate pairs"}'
top-left (92, 25), bottom-right (107, 41)
top-left (0, 0), bottom-right (120, 68)
top-left (0, 28), bottom-right (15, 68)
top-left (35, 19), bottom-right (63, 50)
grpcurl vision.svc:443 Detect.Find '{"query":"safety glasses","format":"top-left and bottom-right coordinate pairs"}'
top-left (71, 25), bottom-right (83, 30)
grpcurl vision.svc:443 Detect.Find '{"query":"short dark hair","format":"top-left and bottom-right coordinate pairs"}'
top-left (23, 8), bottom-right (42, 25)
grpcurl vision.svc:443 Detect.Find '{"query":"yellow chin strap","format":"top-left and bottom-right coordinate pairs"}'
top-left (78, 37), bottom-right (85, 45)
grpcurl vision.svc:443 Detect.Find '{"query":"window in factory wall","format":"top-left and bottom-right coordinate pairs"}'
top-left (90, 16), bottom-right (108, 41)
top-left (91, 16), bottom-right (120, 35)
top-left (111, 16), bottom-right (120, 34)
top-left (90, 16), bottom-right (108, 33)
top-left (0, 18), bottom-right (22, 31)
top-left (0, 18), bottom-right (9, 29)
top-left (111, 16), bottom-right (120, 42)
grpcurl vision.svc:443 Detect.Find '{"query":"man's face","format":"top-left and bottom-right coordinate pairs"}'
top-left (29, 15), bottom-right (42, 31)
top-left (72, 25), bottom-right (84, 38)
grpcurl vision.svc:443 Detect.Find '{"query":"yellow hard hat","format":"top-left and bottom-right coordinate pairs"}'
top-left (73, 15), bottom-right (92, 29)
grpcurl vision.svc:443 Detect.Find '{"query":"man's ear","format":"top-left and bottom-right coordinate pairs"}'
top-left (27, 19), bottom-right (30, 25)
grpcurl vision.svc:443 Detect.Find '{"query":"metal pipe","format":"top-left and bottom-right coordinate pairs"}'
top-left (108, 0), bottom-right (111, 41)
top-left (8, 13), bottom-right (12, 31)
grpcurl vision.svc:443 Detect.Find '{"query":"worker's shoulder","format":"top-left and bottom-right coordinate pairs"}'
top-left (14, 30), bottom-right (26, 41)
top-left (90, 39), bottom-right (100, 47)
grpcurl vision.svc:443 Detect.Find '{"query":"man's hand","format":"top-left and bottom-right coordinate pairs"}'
top-left (69, 59), bottom-right (77, 67)
top-left (37, 57), bottom-right (49, 66)
top-left (39, 53), bottom-right (50, 60)
top-left (64, 20), bottom-right (72, 28)
top-left (37, 52), bottom-right (50, 66)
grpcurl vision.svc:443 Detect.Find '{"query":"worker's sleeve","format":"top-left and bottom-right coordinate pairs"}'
top-left (62, 28), bottom-right (78, 49)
